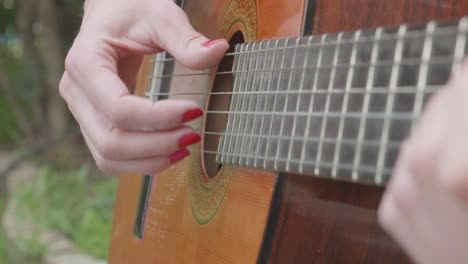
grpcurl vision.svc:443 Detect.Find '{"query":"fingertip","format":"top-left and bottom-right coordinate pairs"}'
top-left (201, 39), bottom-right (229, 48)
top-left (181, 107), bottom-right (204, 123)
top-left (179, 38), bottom-right (229, 70)
top-left (169, 148), bottom-right (190, 164)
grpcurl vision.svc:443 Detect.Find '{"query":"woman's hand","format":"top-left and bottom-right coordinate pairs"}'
top-left (379, 61), bottom-right (468, 264)
top-left (60, 0), bottom-right (228, 174)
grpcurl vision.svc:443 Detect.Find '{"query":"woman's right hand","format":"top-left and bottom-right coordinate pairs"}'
top-left (59, 0), bottom-right (229, 174)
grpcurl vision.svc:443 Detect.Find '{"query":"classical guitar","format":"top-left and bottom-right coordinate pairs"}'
top-left (109, 0), bottom-right (468, 263)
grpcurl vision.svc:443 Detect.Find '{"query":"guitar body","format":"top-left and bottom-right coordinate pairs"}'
top-left (109, 0), bottom-right (468, 263)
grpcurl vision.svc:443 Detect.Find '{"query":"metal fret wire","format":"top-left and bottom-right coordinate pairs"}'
top-left (206, 111), bottom-right (418, 120)
top-left (239, 42), bottom-right (262, 165)
top-left (227, 44), bottom-right (249, 164)
top-left (254, 40), bottom-right (278, 168)
top-left (218, 45), bottom-right (240, 163)
top-left (197, 147), bottom-right (393, 181)
top-left (250, 41), bottom-right (270, 167)
top-left (352, 28), bottom-right (383, 181)
top-left (375, 25), bottom-right (407, 185)
top-left (149, 52), bottom-right (165, 102)
top-left (150, 22), bottom-right (466, 63)
top-left (263, 39), bottom-right (289, 169)
top-left (234, 42), bottom-right (254, 165)
top-left (148, 56), bottom-right (461, 79)
top-left (286, 36), bottom-right (313, 171)
top-left (453, 18), bottom-right (468, 74)
top-left (412, 22), bottom-right (435, 131)
top-left (299, 34), bottom-right (326, 174)
top-left (221, 44), bottom-right (240, 163)
top-left (315, 33), bottom-right (343, 175)
top-left (146, 86), bottom-right (440, 97)
top-left (236, 42), bottom-right (260, 165)
top-left (332, 30), bottom-right (361, 178)
top-left (205, 130), bottom-right (402, 148)
top-left (274, 38), bottom-right (301, 170)
top-left (147, 18), bottom-right (467, 185)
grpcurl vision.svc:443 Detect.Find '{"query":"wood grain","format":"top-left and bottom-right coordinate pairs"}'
top-left (109, 1), bottom-right (305, 263)
top-left (266, 1), bottom-right (468, 263)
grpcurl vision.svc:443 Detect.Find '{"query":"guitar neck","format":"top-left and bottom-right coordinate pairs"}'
top-left (217, 17), bottom-right (468, 186)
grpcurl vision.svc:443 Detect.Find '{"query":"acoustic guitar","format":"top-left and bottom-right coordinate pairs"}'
top-left (109, 0), bottom-right (468, 263)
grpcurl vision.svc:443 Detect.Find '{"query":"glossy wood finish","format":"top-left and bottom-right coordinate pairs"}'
top-left (266, 1), bottom-right (468, 263)
top-left (109, 1), bottom-right (305, 263)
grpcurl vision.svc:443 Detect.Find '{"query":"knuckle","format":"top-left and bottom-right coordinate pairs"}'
top-left (96, 131), bottom-right (120, 159)
top-left (58, 75), bottom-right (69, 101)
top-left (64, 47), bottom-right (82, 77)
top-left (108, 105), bottom-right (131, 129)
top-left (64, 43), bottom-right (97, 79)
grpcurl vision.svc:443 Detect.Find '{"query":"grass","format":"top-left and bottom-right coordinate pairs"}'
top-left (0, 194), bottom-right (11, 264)
top-left (13, 165), bottom-right (118, 260)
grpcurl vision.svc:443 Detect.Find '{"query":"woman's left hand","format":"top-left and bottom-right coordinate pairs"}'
top-left (379, 61), bottom-right (468, 264)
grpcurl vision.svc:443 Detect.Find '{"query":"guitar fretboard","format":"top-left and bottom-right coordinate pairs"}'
top-left (217, 17), bottom-right (468, 186)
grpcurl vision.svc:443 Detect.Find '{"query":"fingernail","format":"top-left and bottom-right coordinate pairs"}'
top-left (179, 132), bottom-right (201, 148)
top-left (182, 108), bottom-right (203, 123)
top-left (170, 149), bottom-right (190, 164)
top-left (201, 39), bottom-right (224, 48)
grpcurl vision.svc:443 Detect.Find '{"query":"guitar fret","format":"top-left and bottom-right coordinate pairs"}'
top-left (275, 38), bottom-right (301, 170)
top-left (249, 41), bottom-right (270, 167)
top-left (226, 44), bottom-right (248, 163)
top-left (239, 42), bottom-right (262, 165)
top-left (332, 30), bottom-right (361, 178)
top-left (234, 43), bottom-right (256, 164)
top-left (149, 53), bottom-right (165, 102)
top-left (255, 40), bottom-right (278, 168)
top-left (219, 45), bottom-right (241, 163)
top-left (376, 25), bottom-right (407, 185)
top-left (286, 36), bottom-right (314, 172)
top-left (216, 17), bottom-right (466, 186)
top-left (300, 34), bottom-right (326, 174)
top-left (412, 22), bottom-right (435, 129)
top-left (263, 39), bottom-right (289, 169)
top-left (211, 147), bottom-right (393, 182)
top-left (209, 131), bottom-right (403, 148)
top-left (315, 32), bottom-right (343, 175)
top-left (352, 28), bottom-right (383, 181)
top-left (453, 18), bottom-right (468, 74)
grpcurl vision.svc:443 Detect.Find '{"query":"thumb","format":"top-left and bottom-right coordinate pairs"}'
top-left (155, 2), bottom-right (229, 70)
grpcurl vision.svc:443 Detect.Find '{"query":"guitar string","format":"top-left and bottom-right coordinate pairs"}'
top-left (146, 20), bottom-right (464, 176)
top-left (147, 56), bottom-right (461, 80)
top-left (185, 147), bottom-right (394, 177)
top-left (192, 129), bottom-right (403, 148)
top-left (151, 24), bottom-right (465, 63)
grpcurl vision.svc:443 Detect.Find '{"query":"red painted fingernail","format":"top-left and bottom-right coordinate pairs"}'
top-left (179, 132), bottom-right (201, 148)
top-left (182, 108), bottom-right (203, 123)
top-left (170, 149), bottom-right (190, 164)
top-left (201, 39), bottom-right (224, 47)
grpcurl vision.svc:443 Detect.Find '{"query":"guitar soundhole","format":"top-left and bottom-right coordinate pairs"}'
top-left (203, 31), bottom-right (244, 179)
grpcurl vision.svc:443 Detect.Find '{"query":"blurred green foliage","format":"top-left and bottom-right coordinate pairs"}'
top-left (1, 0), bottom-right (118, 262)
top-left (14, 166), bottom-right (118, 260)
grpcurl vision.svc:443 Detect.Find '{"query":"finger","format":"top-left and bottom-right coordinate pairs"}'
top-left (63, 78), bottom-right (201, 161)
top-left (64, 51), bottom-right (204, 130)
top-left (85, 123), bottom-right (200, 161)
top-left (437, 61), bottom-right (468, 200)
top-left (154, 1), bottom-right (229, 69)
top-left (83, 130), bottom-right (190, 174)
top-left (379, 168), bottom-right (443, 264)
